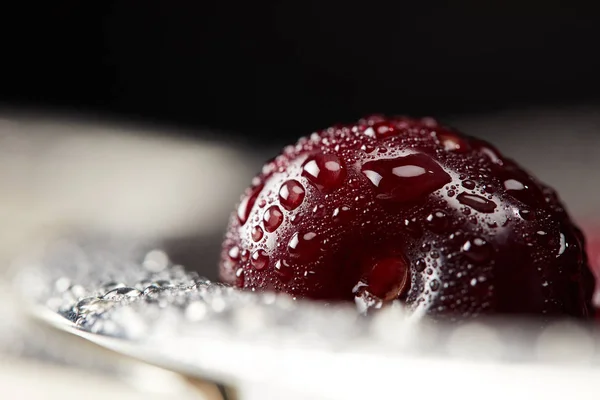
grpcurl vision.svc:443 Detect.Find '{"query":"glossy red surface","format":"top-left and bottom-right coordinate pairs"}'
top-left (221, 116), bottom-right (594, 319)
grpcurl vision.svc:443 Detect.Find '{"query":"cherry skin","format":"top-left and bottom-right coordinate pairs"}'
top-left (220, 116), bottom-right (594, 320)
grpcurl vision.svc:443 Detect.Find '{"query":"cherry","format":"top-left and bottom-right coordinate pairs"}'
top-left (220, 115), bottom-right (594, 320)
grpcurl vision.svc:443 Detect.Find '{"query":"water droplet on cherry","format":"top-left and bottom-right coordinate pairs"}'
top-left (275, 259), bottom-right (293, 282)
top-left (279, 180), bottom-right (306, 210)
top-left (290, 213), bottom-right (302, 224)
top-left (288, 231), bottom-right (320, 261)
top-left (263, 206), bottom-right (284, 232)
top-left (251, 225), bottom-right (264, 242)
top-left (237, 184), bottom-right (264, 225)
top-left (462, 180), bottom-right (476, 190)
top-left (228, 246), bottom-right (240, 260)
top-left (251, 250), bottom-right (269, 270)
top-left (461, 237), bottom-right (492, 263)
top-left (558, 233), bottom-right (567, 256)
top-left (235, 267), bottom-right (245, 286)
top-left (302, 153), bottom-right (346, 192)
top-left (332, 205), bottom-right (352, 222)
top-left (519, 209), bottom-right (535, 221)
top-left (361, 153), bottom-right (451, 202)
top-left (457, 192), bottom-right (497, 213)
top-left (415, 258), bottom-right (427, 272)
top-left (472, 139), bottom-right (503, 165)
top-left (437, 131), bottom-right (469, 152)
top-left (426, 210), bottom-right (449, 233)
top-left (373, 121), bottom-right (396, 137)
top-left (357, 257), bottom-right (409, 301)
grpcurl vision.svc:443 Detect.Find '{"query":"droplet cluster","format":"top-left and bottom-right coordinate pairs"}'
top-left (221, 115), bottom-right (594, 319)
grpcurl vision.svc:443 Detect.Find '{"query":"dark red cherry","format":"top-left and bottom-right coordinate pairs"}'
top-left (220, 116), bottom-right (594, 321)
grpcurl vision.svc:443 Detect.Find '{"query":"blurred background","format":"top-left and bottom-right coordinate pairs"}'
top-left (2, 1), bottom-right (600, 146)
top-left (1, 2), bottom-right (600, 399)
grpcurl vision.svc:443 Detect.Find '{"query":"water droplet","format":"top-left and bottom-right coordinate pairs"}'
top-left (558, 233), bottom-right (566, 256)
top-left (403, 218), bottom-right (423, 237)
top-left (415, 258), bottom-right (427, 272)
top-left (275, 259), bottom-right (293, 282)
top-left (101, 281), bottom-right (126, 292)
top-left (372, 121), bottom-right (396, 137)
top-left (429, 279), bottom-right (440, 291)
top-left (504, 179), bottom-right (524, 191)
top-left (355, 257), bottom-right (409, 301)
top-left (470, 278), bottom-right (477, 286)
top-left (103, 287), bottom-right (141, 300)
top-left (237, 184), bottom-right (264, 225)
top-left (251, 225), bottom-right (264, 242)
top-left (228, 246), bottom-right (240, 260)
top-left (279, 180), bottom-right (306, 210)
top-left (457, 192), bottom-right (496, 213)
top-left (363, 127), bottom-right (375, 137)
top-left (461, 180), bottom-right (476, 190)
top-left (332, 205), bottom-right (352, 222)
top-left (437, 131), bottom-right (469, 152)
top-left (240, 249), bottom-right (249, 262)
top-left (263, 205), bottom-right (283, 232)
top-left (499, 168), bottom-right (545, 206)
top-left (288, 231), bottom-right (320, 261)
top-left (361, 153), bottom-right (451, 202)
top-left (483, 184), bottom-right (496, 194)
top-left (519, 209), bottom-right (535, 220)
top-left (147, 280), bottom-right (174, 290)
top-left (76, 298), bottom-right (111, 316)
top-left (447, 189), bottom-right (456, 197)
top-left (461, 237), bottom-right (492, 263)
top-left (472, 139), bottom-right (503, 165)
top-left (250, 249), bottom-right (269, 270)
top-left (361, 144), bottom-right (376, 153)
top-left (302, 153), bottom-right (346, 191)
top-left (426, 210), bottom-right (449, 232)
top-left (235, 267), bottom-right (245, 286)
top-left (290, 213), bottom-right (302, 224)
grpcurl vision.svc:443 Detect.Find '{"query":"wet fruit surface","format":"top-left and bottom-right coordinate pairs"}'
top-left (220, 115), bottom-right (595, 320)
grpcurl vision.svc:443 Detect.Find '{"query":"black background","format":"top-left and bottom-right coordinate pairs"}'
top-left (2, 1), bottom-right (599, 146)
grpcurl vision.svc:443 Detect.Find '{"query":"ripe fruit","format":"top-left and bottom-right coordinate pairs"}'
top-left (220, 115), bottom-right (594, 319)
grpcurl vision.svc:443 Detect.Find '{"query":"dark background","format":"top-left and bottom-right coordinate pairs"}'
top-left (2, 2), bottom-right (599, 146)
